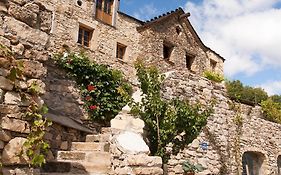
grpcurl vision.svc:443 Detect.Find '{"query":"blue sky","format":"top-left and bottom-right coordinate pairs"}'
top-left (120, 0), bottom-right (281, 95)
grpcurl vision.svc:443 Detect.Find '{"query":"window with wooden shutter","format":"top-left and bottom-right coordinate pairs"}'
top-left (77, 26), bottom-right (93, 47)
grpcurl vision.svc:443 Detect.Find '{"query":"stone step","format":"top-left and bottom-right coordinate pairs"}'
top-left (42, 161), bottom-right (111, 174)
top-left (57, 151), bottom-right (111, 166)
top-left (86, 134), bottom-right (110, 143)
top-left (71, 142), bottom-right (110, 152)
top-left (101, 127), bottom-right (111, 134)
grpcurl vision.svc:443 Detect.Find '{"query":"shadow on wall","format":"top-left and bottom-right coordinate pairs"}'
top-left (42, 60), bottom-right (86, 122)
top-left (41, 161), bottom-right (91, 174)
top-left (242, 151), bottom-right (265, 175)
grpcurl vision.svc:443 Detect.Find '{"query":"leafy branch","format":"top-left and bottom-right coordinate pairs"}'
top-left (130, 61), bottom-right (213, 162)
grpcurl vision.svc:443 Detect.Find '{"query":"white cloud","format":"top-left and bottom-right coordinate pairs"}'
top-left (184, 0), bottom-right (281, 77)
top-left (259, 81), bottom-right (281, 95)
top-left (133, 3), bottom-right (159, 21)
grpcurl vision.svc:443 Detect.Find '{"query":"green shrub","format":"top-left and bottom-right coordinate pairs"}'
top-left (225, 80), bottom-right (268, 106)
top-left (130, 62), bottom-right (212, 162)
top-left (203, 71), bottom-right (224, 83)
top-left (270, 95), bottom-right (281, 103)
top-left (261, 99), bottom-right (281, 124)
top-left (54, 52), bottom-right (132, 125)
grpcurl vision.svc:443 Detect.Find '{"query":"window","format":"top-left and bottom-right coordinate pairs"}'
top-left (104, 0), bottom-right (112, 14)
top-left (96, 0), bottom-right (102, 9)
top-left (77, 26), bottom-right (93, 47)
top-left (163, 43), bottom-right (173, 60)
top-left (242, 152), bottom-right (265, 175)
top-left (77, 0), bottom-right (82, 6)
top-left (95, 0), bottom-right (114, 25)
top-left (176, 26), bottom-right (182, 35)
top-left (210, 59), bottom-right (217, 71)
top-left (116, 43), bottom-right (126, 59)
top-left (186, 53), bottom-right (195, 70)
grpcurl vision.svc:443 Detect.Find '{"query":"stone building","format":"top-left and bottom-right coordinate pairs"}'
top-left (0, 0), bottom-right (280, 175)
top-left (36, 0), bottom-right (224, 77)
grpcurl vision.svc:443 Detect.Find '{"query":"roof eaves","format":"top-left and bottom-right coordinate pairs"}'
top-left (118, 11), bottom-right (145, 24)
top-left (184, 17), bottom-right (226, 62)
top-left (137, 7), bottom-right (185, 31)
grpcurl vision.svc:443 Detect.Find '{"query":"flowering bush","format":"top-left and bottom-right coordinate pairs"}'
top-left (54, 52), bottom-right (132, 125)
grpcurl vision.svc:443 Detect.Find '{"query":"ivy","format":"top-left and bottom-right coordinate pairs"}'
top-left (0, 44), bottom-right (52, 167)
top-left (24, 103), bottom-right (52, 167)
top-left (130, 61), bottom-right (213, 162)
top-left (53, 51), bottom-right (132, 125)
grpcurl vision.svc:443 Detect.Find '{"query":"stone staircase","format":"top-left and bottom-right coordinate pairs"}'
top-left (42, 128), bottom-right (112, 175)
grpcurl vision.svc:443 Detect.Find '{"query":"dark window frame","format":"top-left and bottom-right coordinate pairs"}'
top-left (104, 0), bottom-right (113, 14)
top-left (77, 26), bottom-right (93, 47)
top-left (96, 0), bottom-right (103, 10)
top-left (210, 59), bottom-right (217, 71)
top-left (185, 53), bottom-right (195, 70)
top-left (116, 42), bottom-right (127, 59)
top-left (163, 42), bottom-right (174, 60)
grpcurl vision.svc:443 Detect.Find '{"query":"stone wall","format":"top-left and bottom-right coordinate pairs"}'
top-left (138, 12), bottom-right (224, 76)
top-left (0, 1), bottom-right (91, 173)
top-left (162, 71), bottom-right (281, 175)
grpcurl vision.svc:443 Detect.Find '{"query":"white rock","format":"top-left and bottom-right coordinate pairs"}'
top-left (115, 131), bottom-right (150, 154)
top-left (2, 137), bottom-right (29, 165)
top-left (4, 92), bottom-right (21, 105)
top-left (111, 115), bottom-right (145, 133)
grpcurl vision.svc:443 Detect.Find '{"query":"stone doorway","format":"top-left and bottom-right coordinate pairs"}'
top-left (242, 151), bottom-right (265, 175)
top-left (278, 155), bottom-right (281, 175)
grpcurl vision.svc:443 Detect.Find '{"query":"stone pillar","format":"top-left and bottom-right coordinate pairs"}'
top-left (112, 0), bottom-right (120, 27)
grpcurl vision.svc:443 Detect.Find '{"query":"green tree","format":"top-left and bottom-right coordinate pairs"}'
top-left (130, 61), bottom-right (212, 162)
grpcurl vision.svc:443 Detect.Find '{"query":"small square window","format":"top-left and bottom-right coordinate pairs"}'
top-left (77, 26), bottom-right (93, 47)
top-left (186, 53), bottom-right (195, 70)
top-left (210, 59), bottom-right (217, 71)
top-left (163, 43), bottom-right (174, 60)
top-left (116, 43), bottom-right (127, 59)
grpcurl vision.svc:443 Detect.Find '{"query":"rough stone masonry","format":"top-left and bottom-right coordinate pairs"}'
top-left (0, 0), bottom-right (280, 175)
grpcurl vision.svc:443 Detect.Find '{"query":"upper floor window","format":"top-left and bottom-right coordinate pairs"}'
top-left (186, 53), bottom-right (195, 70)
top-left (104, 0), bottom-right (112, 14)
top-left (96, 0), bottom-right (114, 25)
top-left (78, 26), bottom-right (93, 47)
top-left (116, 43), bottom-right (127, 59)
top-left (163, 43), bottom-right (174, 60)
top-left (210, 59), bottom-right (217, 71)
top-left (96, 0), bottom-right (102, 10)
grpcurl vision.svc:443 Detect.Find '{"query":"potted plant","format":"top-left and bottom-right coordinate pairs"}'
top-left (182, 160), bottom-right (205, 175)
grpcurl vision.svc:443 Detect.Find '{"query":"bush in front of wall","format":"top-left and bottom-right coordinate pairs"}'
top-left (261, 99), bottom-right (281, 124)
top-left (225, 80), bottom-right (268, 106)
top-left (130, 61), bottom-right (213, 163)
top-left (203, 71), bottom-right (224, 83)
top-left (53, 52), bottom-right (132, 125)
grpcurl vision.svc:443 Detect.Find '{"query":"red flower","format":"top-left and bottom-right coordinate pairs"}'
top-left (89, 105), bottom-right (98, 110)
top-left (87, 85), bottom-right (96, 92)
top-left (85, 96), bottom-right (92, 101)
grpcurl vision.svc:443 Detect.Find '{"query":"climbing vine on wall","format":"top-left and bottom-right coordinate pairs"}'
top-left (229, 101), bottom-right (243, 174)
top-left (53, 51), bottom-right (132, 125)
top-left (130, 61), bottom-right (213, 162)
top-left (0, 44), bottom-right (52, 167)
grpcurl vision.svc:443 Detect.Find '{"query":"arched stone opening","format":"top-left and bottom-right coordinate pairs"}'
top-left (242, 151), bottom-right (265, 175)
top-left (277, 155), bottom-right (281, 175)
